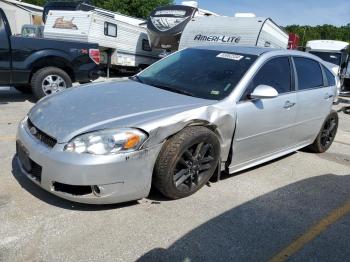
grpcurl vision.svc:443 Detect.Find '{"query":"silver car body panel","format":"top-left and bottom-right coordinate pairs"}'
top-left (17, 46), bottom-right (336, 204)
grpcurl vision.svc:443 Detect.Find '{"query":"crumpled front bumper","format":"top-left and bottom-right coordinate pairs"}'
top-left (16, 119), bottom-right (163, 204)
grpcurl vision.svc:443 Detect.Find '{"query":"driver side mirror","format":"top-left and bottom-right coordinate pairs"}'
top-left (250, 85), bottom-right (279, 99)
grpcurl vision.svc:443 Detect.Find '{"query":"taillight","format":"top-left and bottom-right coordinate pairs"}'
top-left (89, 49), bottom-right (100, 65)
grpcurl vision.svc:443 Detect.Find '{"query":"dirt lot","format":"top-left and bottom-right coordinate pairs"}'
top-left (0, 86), bottom-right (349, 262)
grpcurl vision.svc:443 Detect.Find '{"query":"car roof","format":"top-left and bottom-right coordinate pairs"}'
top-left (192, 45), bottom-right (278, 56)
top-left (191, 45), bottom-right (326, 62)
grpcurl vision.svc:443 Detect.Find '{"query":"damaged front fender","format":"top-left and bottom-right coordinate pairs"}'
top-left (140, 102), bottom-right (237, 163)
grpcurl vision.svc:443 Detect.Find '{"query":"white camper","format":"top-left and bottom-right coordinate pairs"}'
top-left (305, 40), bottom-right (349, 73)
top-left (0, 0), bottom-right (43, 34)
top-left (147, 1), bottom-right (218, 52)
top-left (44, 8), bottom-right (160, 71)
top-left (306, 40), bottom-right (349, 96)
top-left (179, 16), bottom-right (289, 50)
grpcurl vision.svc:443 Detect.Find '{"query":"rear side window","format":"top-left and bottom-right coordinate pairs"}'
top-left (241, 57), bottom-right (291, 100)
top-left (322, 66), bottom-right (336, 86)
top-left (294, 57), bottom-right (324, 90)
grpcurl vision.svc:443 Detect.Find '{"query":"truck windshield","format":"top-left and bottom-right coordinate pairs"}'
top-left (309, 51), bottom-right (341, 66)
top-left (136, 48), bottom-right (257, 100)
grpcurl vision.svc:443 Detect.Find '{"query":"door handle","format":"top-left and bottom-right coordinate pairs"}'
top-left (283, 101), bottom-right (296, 109)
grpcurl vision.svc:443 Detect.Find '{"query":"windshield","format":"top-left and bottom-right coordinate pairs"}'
top-left (309, 51), bottom-right (341, 66)
top-left (136, 48), bottom-right (257, 100)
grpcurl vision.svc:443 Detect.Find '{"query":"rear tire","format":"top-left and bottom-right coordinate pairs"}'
top-left (31, 67), bottom-right (72, 100)
top-left (305, 110), bottom-right (338, 153)
top-left (153, 126), bottom-right (220, 200)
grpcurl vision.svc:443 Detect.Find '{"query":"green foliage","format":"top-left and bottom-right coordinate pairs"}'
top-left (285, 24), bottom-right (350, 47)
top-left (93, 0), bottom-right (173, 18)
top-left (23, 0), bottom-right (46, 5)
top-left (23, 0), bottom-right (173, 19)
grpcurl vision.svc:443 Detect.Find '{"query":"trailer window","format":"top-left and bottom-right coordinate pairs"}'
top-left (104, 22), bottom-right (117, 37)
top-left (136, 48), bottom-right (257, 100)
top-left (142, 39), bottom-right (152, 51)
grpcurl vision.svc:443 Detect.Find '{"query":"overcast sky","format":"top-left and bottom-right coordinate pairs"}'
top-left (175, 0), bottom-right (350, 26)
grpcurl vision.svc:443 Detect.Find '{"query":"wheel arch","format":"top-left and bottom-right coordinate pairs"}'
top-left (29, 56), bottom-right (75, 83)
top-left (147, 119), bottom-right (228, 166)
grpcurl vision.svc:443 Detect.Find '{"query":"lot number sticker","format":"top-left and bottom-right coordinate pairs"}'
top-left (217, 53), bottom-right (244, 61)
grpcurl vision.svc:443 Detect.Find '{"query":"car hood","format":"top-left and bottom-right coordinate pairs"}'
top-left (29, 80), bottom-right (214, 143)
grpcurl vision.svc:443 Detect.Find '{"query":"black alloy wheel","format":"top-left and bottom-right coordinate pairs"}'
top-left (173, 142), bottom-right (215, 192)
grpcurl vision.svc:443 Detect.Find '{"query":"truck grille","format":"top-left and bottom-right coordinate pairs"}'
top-left (27, 119), bottom-right (57, 148)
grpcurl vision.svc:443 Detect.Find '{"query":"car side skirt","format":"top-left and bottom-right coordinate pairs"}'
top-left (228, 141), bottom-right (312, 174)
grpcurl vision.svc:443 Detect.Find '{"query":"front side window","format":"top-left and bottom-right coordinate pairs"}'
top-left (104, 22), bottom-right (117, 37)
top-left (136, 48), bottom-right (257, 100)
top-left (241, 56), bottom-right (292, 101)
top-left (294, 57), bottom-right (324, 90)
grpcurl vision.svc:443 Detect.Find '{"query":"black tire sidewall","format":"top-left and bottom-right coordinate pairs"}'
top-left (31, 67), bottom-right (72, 100)
top-left (315, 111), bottom-right (339, 153)
top-left (154, 127), bottom-right (220, 199)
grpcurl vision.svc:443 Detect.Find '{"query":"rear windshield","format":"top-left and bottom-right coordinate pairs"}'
top-left (309, 51), bottom-right (341, 66)
top-left (137, 48), bottom-right (257, 100)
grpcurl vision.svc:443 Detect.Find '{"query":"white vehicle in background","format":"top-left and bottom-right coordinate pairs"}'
top-left (0, 0), bottom-right (43, 35)
top-left (179, 15), bottom-right (289, 50)
top-left (44, 4), bottom-right (161, 74)
top-left (305, 40), bottom-right (349, 97)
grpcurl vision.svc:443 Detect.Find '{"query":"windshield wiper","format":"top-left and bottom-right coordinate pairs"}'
top-left (151, 84), bottom-right (196, 97)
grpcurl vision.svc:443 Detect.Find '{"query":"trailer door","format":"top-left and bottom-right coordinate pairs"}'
top-left (0, 9), bottom-right (11, 84)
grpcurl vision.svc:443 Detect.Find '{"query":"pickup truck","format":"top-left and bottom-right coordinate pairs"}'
top-left (0, 8), bottom-right (100, 100)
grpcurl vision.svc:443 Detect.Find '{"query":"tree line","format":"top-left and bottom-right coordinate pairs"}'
top-left (24, 0), bottom-right (174, 19)
top-left (285, 24), bottom-right (350, 47)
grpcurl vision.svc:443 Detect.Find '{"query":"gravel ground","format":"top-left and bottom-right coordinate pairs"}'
top-left (0, 86), bottom-right (349, 262)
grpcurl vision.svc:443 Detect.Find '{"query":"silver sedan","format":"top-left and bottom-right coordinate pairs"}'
top-left (16, 46), bottom-right (338, 204)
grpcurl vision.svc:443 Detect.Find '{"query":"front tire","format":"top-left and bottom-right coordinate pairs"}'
top-left (31, 67), bottom-right (72, 100)
top-left (306, 110), bottom-right (338, 153)
top-left (153, 126), bottom-right (220, 200)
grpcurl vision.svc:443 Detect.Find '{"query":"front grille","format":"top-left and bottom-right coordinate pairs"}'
top-left (29, 160), bottom-right (42, 182)
top-left (27, 118), bottom-right (57, 148)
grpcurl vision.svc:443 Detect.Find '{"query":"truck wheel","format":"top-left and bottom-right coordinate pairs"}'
top-left (153, 126), bottom-right (220, 200)
top-left (14, 86), bottom-right (32, 94)
top-left (31, 67), bottom-right (72, 100)
top-left (305, 110), bottom-right (338, 153)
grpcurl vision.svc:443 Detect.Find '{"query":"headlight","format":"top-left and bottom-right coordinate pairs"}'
top-left (64, 128), bottom-right (147, 155)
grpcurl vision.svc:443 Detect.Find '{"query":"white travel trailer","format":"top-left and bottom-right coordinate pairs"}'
top-left (147, 1), bottom-right (218, 52)
top-left (44, 6), bottom-right (160, 72)
top-left (0, 0), bottom-right (43, 34)
top-left (305, 40), bottom-right (349, 73)
top-left (179, 16), bottom-right (289, 50)
top-left (306, 40), bottom-right (349, 95)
